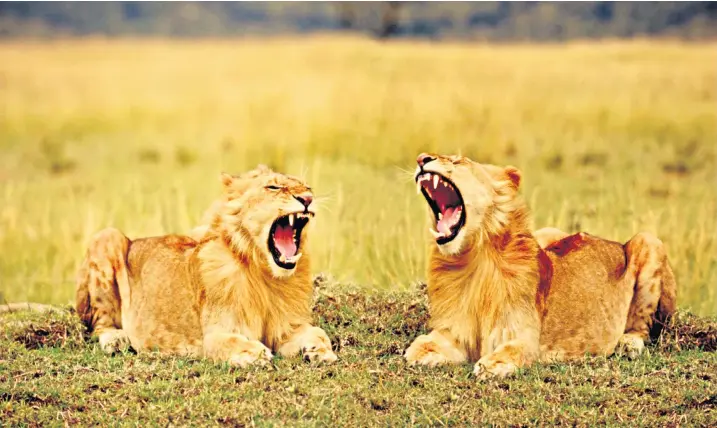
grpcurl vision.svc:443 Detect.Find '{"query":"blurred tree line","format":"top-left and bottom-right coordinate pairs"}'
top-left (0, 2), bottom-right (715, 40)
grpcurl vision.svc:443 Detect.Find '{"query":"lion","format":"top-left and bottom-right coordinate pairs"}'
top-left (404, 153), bottom-right (676, 378)
top-left (75, 165), bottom-right (337, 367)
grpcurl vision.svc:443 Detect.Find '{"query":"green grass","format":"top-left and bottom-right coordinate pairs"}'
top-left (2, 281), bottom-right (716, 425)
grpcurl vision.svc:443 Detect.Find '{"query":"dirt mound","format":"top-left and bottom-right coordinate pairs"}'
top-left (657, 312), bottom-right (717, 353)
top-left (1, 305), bottom-right (87, 350)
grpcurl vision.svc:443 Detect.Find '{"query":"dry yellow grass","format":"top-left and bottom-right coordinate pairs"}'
top-left (0, 37), bottom-right (715, 315)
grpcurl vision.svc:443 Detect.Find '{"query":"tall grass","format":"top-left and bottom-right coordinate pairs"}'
top-left (0, 37), bottom-right (715, 315)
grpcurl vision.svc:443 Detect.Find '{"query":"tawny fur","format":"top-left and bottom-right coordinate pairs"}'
top-left (404, 153), bottom-right (677, 377)
top-left (76, 166), bottom-right (337, 366)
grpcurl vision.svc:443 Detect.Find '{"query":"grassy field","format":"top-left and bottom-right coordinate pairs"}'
top-left (0, 37), bottom-right (716, 424)
top-left (2, 280), bottom-right (716, 425)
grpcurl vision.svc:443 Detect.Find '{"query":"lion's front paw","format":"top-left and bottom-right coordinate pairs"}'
top-left (301, 345), bottom-right (338, 364)
top-left (228, 340), bottom-right (273, 368)
top-left (474, 357), bottom-right (517, 379)
top-left (615, 333), bottom-right (645, 360)
top-left (98, 329), bottom-right (132, 354)
top-left (300, 327), bottom-right (337, 364)
top-left (405, 335), bottom-right (452, 367)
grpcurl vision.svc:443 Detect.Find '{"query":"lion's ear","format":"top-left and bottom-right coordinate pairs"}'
top-left (239, 164), bottom-right (273, 180)
top-left (219, 172), bottom-right (236, 188)
top-left (254, 164), bottom-right (272, 174)
top-left (504, 166), bottom-right (522, 189)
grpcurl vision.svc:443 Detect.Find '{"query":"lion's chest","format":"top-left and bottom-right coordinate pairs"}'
top-left (427, 280), bottom-right (488, 360)
top-left (429, 271), bottom-right (525, 361)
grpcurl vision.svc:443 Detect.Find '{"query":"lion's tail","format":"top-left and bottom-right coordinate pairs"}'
top-left (0, 302), bottom-right (65, 314)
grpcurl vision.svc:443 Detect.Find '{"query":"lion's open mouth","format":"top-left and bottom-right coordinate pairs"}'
top-left (416, 172), bottom-right (465, 245)
top-left (268, 212), bottom-right (312, 269)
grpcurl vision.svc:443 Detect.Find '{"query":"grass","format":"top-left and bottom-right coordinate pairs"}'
top-left (2, 279), bottom-right (716, 425)
top-left (0, 36), bottom-right (715, 424)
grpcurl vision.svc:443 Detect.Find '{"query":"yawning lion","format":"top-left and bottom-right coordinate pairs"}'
top-left (405, 153), bottom-right (676, 378)
top-left (76, 165), bottom-right (337, 366)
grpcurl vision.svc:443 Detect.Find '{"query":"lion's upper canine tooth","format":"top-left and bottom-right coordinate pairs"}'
top-left (433, 175), bottom-right (439, 189)
top-left (437, 212), bottom-right (443, 220)
top-left (288, 214), bottom-right (294, 227)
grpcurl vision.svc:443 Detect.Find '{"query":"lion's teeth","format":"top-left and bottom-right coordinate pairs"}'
top-left (283, 253), bottom-right (302, 264)
top-left (433, 175), bottom-right (439, 189)
top-left (429, 228), bottom-right (443, 239)
top-left (437, 212), bottom-right (442, 220)
top-left (289, 214), bottom-right (294, 227)
top-left (279, 254), bottom-right (286, 263)
top-left (416, 182), bottom-right (422, 195)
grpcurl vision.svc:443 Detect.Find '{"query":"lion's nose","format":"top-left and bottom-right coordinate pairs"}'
top-left (417, 153), bottom-right (436, 167)
top-left (294, 193), bottom-right (313, 210)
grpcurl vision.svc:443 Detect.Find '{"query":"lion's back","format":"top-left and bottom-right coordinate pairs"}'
top-left (538, 232), bottom-right (635, 358)
top-left (127, 234), bottom-right (197, 274)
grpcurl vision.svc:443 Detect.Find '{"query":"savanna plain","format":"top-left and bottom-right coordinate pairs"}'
top-left (1, 37), bottom-right (716, 425)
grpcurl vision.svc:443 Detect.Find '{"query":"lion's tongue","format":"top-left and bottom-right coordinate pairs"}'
top-left (437, 206), bottom-right (461, 235)
top-left (274, 224), bottom-right (297, 257)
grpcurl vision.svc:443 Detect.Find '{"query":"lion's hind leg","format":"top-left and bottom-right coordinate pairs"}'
top-left (617, 232), bottom-right (677, 359)
top-left (76, 228), bottom-right (132, 354)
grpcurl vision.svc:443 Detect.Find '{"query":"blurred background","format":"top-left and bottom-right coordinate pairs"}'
top-left (1, 2), bottom-right (716, 39)
top-left (0, 2), bottom-right (715, 315)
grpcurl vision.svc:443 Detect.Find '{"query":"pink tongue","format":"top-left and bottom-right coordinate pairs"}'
top-left (437, 206), bottom-right (461, 235)
top-left (273, 224), bottom-right (297, 257)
